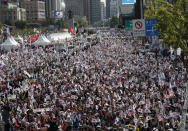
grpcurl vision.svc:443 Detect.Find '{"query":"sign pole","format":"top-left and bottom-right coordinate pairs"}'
top-left (140, 0), bottom-right (144, 19)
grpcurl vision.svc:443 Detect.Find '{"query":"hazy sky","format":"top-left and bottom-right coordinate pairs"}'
top-left (101, 0), bottom-right (106, 5)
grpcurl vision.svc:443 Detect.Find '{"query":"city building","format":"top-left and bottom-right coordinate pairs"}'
top-left (83, 0), bottom-right (90, 24)
top-left (45, 0), bottom-right (65, 19)
top-left (20, 0), bottom-right (46, 22)
top-left (118, 0), bottom-right (136, 25)
top-left (101, 2), bottom-right (105, 20)
top-left (106, 0), bottom-right (111, 18)
top-left (0, 3), bottom-right (26, 23)
top-left (90, 0), bottom-right (101, 24)
top-left (110, 0), bottom-right (118, 18)
top-left (104, 6), bottom-right (106, 19)
top-left (64, 0), bottom-right (84, 19)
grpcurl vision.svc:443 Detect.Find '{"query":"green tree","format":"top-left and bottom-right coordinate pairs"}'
top-left (110, 16), bottom-right (119, 27)
top-left (77, 17), bottom-right (88, 27)
top-left (0, 22), bottom-right (3, 31)
top-left (93, 21), bottom-right (103, 27)
top-left (4, 20), bottom-right (12, 26)
top-left (56, 20), bottom-right (66, 29)
top-left (145, 0), bottom-right (188, 54)
top-left (15, 20), bottom-right (26, 29)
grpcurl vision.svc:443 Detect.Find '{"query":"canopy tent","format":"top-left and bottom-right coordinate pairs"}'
top-left (43, 35), bottom-right (51, 43)
top-left (1, 37), bottom-right (20, 51)
top-left (15, 35), bottom-right (24, 44)
top-left (11, 36), bottom-right (20, 45)
top-left (33, 35), bottom-right (51, 46)
top-left (47, 32), bottom-right (72, 42)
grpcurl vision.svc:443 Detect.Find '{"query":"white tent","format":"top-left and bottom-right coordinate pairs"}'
top-left (47, 32), bottom-right (72, 42)
top-left (15, 35), bottom-right (23, 44)
top-left (33, 35), bottom-right (51, 46)
top-left (43, 35), bottom-right (51, 43)
top-left (1, 37), bottom-right (20, 50)
top-left (11, 36), bottom-right (20, 45)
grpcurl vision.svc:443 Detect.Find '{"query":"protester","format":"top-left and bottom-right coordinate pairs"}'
top-left (0, 29), bottom-right (187, 131)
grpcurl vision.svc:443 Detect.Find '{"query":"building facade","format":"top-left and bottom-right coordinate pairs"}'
top-left (90, 0), bottom-right (101, 24)
top-left (83, 0), bottom-right (90, 24)
top-left (100, 2), bottom-right (105, 20)
top-left (45, 0), bottom-right (65, 19)
top-left (0, 3), bottom-right (26, 23)
top-left (20, 0), bottom-right (46, 22)
top-left (64, 0), bottom-right (84, 19)
top-left (110, 0), bottom-right (118, 18)
top-left (106, 0), bottom-right (111, 18)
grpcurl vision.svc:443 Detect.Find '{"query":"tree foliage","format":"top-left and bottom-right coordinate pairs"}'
top-left (4, 20), bottom-right (12, 26)
top-left (110, 17), bottom-right (119, 27)
top-left (56, 20), bottom-right (66, 29)
top-left (144, 0), bottom-right (188, 54)
top-left (15, 20), bottom-right (26, 29)
top-left (76, 17), bottom-right (88, 28)
top-left (93, 21), bottom-right (104, 27)
top-left (0, 22), bottom-right (3, 30)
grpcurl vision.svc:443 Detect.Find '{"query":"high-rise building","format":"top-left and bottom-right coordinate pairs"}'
top-left (83, 0), bottom-right (90, 24)
top-left (64, 0), bottom-right (84, 19)
top-left (0, 3), bottom-right (26, 23)
top-left (106, 0), bottom-right (111, 18)
top-left (90, 0), bottom-right (101, 24)
top-left (101, 2), bottom-right (105, 20)
top-left (20, 0), bottom-right (46, 22)
top-left (110, 0), bottom-right (118, 18)
top-left (45, 0), bottom-right (65, 19)
top-left (118, 0), bottom-right (135, 17)
top-left (104, 6), bottom-right (106, 19)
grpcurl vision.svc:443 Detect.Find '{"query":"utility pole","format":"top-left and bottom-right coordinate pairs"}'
top-left (140, 0), bottom-right (144, 19)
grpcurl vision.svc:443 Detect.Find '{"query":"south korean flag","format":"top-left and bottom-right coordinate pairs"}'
top-left (55, 11), bottom-right (64, 18)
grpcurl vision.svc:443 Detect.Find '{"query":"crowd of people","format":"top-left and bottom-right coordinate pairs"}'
top-left (0, 30), bottom-right (187, 131)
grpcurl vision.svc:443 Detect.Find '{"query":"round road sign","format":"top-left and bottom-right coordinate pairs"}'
top-left (135, 21), bottom-right (143, 29)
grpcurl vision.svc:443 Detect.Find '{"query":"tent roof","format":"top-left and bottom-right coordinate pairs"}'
top-left (47, 32), bottom-right (72, 41)
top-left (1, 37), bottom-right (19, 46)
top-left (17, 35), bottom-right (23, 42)
top-left (33, 35), bottom-right (51, 46)
top-left (10, 36), bottom-right (20, 45)
top-left (1, 37), bottom-right (20, 50)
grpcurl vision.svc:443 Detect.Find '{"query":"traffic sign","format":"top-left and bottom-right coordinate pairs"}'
top-left (125, 20), bottom-right (133, 31)
top-left (135, 21), bottom-right (143, 29)
top-left (145, 19), bottom-right (158, 36)
top-left (133, 19), bottom-right (145, 37)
